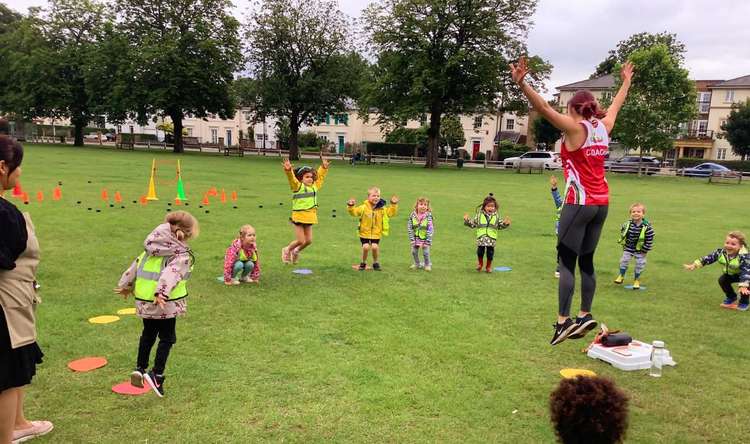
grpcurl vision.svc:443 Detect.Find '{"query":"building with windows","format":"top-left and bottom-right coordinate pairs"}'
top-left (707, 75), bottom-right (750, 161)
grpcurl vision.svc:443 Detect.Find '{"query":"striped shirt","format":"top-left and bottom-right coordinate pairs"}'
top-left (621, 220), bottom-right (654, 253)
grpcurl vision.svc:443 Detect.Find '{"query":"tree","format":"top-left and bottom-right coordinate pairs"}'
top-left (244, 0), bottom-right (366, 160)
top-left (532, 115), bottom-right (561, 150)
top-left (592, 31), bottom-right (685, 78)
top-left (721, 99), bottom-right (750, 160)
top-left (362, 0), bottom-right (538, 168)
top-left (0, 2), bottom-right (21, 34)
top-left (439, 115), bottom-right (465, 156)
top-left (610, 45), bottom-right (696, 174)
top-left (115, 0), bottom-right (242, 153)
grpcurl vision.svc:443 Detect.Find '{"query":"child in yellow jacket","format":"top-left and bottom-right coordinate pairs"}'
top-left (281, 153), bottom-right (330, 264)
top-left (347, 187), bottom-right (398, 271)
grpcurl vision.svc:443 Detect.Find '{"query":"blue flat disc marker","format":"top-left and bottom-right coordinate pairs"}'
top-left (293, 269), bottom-right (313, 275)
top-left (493, 266), bottom-right (512, 272)
top-left (624, 285), bottom-right (647, 291)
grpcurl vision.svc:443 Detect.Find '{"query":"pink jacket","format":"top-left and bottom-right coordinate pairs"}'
top-left (223, 239), bottom-right (261, 282)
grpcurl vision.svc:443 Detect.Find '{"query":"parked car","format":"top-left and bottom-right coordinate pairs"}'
top-left (604, 156), bottom-right (661, 175)
top-left (680, 162), bottom-right (732, 177)
top-left (83, 133), bottom-right (104, 142)
top-left (503, 151), bottom-right (561, 170)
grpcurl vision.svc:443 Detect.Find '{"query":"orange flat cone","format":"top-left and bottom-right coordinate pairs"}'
top-left (114, 191), bottom-right (122, 204)
top-left (201, 194), bottom-right (209, 206)
top-left (52, 186), bottom-right (62, 201)
top-left (208, 187), bottom-right (218, 197)
top-left (220, 189), bottom-right (226, 204)
top-left (12, 182), bottom-right (23, 197)
top-left (36, 191), bottom-right (44, 202)
top-left (174, 197), bottom-right (182, 206)
top-left (231, 191), bottom-right (237, 202)
top-left (101, 189), bottom-right (109, 201)
top-left (22, 192), bottom-right (29, 204)
top-left (139, 195), bottom-right (148, 206)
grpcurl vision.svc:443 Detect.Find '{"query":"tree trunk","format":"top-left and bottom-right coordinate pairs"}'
top-left (289, 113), bottom-right (300, 161)
top-left (637, 146), bottom-right (643, 177)
top-left (73, 120), bottom-right (84, 147)
top-left (170, 110), bottom-right (184, 153)
top-left (425, 107), bottom-right (442, 168)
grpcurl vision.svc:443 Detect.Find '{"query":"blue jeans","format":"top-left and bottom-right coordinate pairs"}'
top-left (232, 260), bottom-right (255, 279)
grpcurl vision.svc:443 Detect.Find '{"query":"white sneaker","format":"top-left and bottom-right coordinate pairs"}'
top-left (241, 276), bottom-right (255, 283)
top-left (409, 264), bottom-right (421, 270)
top-left (554, 271), bottom-right (560, 278)
top-left (230, 279), bottom-right (240, 285)
top-left (424, 265), bottom-right (432, 272)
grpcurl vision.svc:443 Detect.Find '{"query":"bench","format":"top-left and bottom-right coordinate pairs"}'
top-left (708, 171), bottom-right (742, 184)
top-left (515, 164), bottom-right (544, 174)
top-left (223, 145), bottom-right (244, 157)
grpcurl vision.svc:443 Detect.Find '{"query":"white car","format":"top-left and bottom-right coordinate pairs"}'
top-left (84, 133), bottom-right (104, 142)
top-left (504, 151), bottom-right (561, 170)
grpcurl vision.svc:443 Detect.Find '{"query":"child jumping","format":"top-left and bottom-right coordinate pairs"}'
top-left (614, 203), bottom-right (654, 290)
top-left (114, 211), bottom-right (199, 397)
top-left (551, 176), bottom-right (563, 278)
top-left (282, 152), bottom-right (330, 264)
top-left (223, 224), bottom-right (260, 285)
top-left (407, 197), bottom-right (434, 271)
top-left (347, 187), bottom-right (399, 271)
top-left (684, 231), bottom-right (750, 310)
top-left (463, 194), bottom-right (510, 273)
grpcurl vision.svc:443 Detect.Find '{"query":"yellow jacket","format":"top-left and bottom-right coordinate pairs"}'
top-left (348, 200), bottom-right (398, 240)
top-left (285, 166), bottom-right (328, 224)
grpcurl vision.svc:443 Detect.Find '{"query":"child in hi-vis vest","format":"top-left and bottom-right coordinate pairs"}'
top-left (347, 187), bottom-right (399, 271)
top-left (223, 224), bottom-right (261, 285)
top-left (281, 152), bottom-right (330, 265)
top-left (614, 203), bottom-right (654, 289)
top-left (407, 197), bottom-right (434, 271)
top-left (684, 231), bottom-right (750, 311)
top-left (463, 194), bottom-right (510, 273)
top-left (114, 211), bottom-right (198, 398)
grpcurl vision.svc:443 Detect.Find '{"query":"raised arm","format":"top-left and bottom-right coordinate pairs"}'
top-left (510, 56), bottom-right (581, 134)
top-left (600, 62), bottom-right (634, 133)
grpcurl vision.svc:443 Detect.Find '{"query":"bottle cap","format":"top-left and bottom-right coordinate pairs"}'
top-left (652, 340), bottom-right (664, 348)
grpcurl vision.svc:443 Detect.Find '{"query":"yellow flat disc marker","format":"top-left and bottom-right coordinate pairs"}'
top-left (116, 308), bottom-right (136, 315)
top-left (560, 368), bottom-right (597, 379)
top-left (88, 315), bottom-right (120, 324)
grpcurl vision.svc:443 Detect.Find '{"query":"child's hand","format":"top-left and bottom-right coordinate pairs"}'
top-left (282, 158), bottom-right (292, 171)
top-left (683, 263), bottom-right (697, 271)
top-left (463, 213), bottom-right (470, 222)
top-left (503, 216), bottom-right (511, 226)
top-left (549, 176), bottom-right (558, 189)
top-left (390, 195), bottom-right (399, 204)
top-left (740, 287), bottom-right (750, 296)
top-left (113, 287), bottom-right (132, 299)
top-left (320, 152), bottom-right (330, 169)
top-left (154, 294), bottom-right (167, 308)
top-left (347, 198), bottom-right (356, 206)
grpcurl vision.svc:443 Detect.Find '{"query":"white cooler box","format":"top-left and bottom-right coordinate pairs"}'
top-left (587, 340), bottom-right (677, 371)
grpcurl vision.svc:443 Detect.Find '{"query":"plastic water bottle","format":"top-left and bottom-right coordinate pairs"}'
top-left (649, 340), bottom-right (665, 377)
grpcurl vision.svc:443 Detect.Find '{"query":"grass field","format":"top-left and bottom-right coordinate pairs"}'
top-left (10, 144), bottom-right (750, 443)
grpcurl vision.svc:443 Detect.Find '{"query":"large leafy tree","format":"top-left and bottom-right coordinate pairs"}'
top-left (610, 45), bottom-right (696, 174)
top-left (243, 0), bottom-right (366, 160)
top-left (0, 2), bottom-right (21, 34)
top-left (721, 99), bottom-right (750, 160)
top-left (440, 115), bottom-right (465, 156)
top-left (362, 0), bottom-right (539, 168)
top-left (115, 0), bottom-right (242, 153)
top-left (532, 115), bottom-right (561, 150)
top-left (592, 31), bottom-right (685, 78)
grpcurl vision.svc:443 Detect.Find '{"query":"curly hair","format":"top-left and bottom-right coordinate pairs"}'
top-left (165, 211), bottom-right (200, 241)
top-left (727, 231), bottom-right (747, 248)
top-left (550, 376), bottom-right (629, 444)
top-left (480, 193), bottom-right (498, 213)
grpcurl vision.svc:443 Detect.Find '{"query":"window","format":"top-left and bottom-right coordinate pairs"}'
top-left (473, 116), bottom-right (482, 129)
top-left (720, 119), bottom-right (727, 130)
top-left (185, 127), bottom-right (193, 136)
top-left (506, 119), bottom-right (515, 131)
top-left (717, 148), bottom-right (727, 160)
top-left (698, 92), bottom-right (711, 113)
top-left (318, 134), bottom-right (328, 142)
top-left (225, 129), bottom-right (232, 146)
top-left (210, 128), bottom-right (218, 144)
top-left (697, 120), bottom-right (708, 137)
top-left (601, 92), bottom-right (612, 102)
top-left (419, 114), bottom-right (427, 126)
top-left (724, 90), bottom-right (735, 103)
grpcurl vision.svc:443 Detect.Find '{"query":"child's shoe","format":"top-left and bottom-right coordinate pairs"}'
top-left (130, 367), bottom-right (145, 388)
top-left (424, 265), bottom-right (432, 272)
top-left (358, 262), bottom-right (366, 271)
top-left (720, 296), bottom-right (738, 309)
top-left (230, 278), bottom-right (241, 285)
top-left (632, 280), bottom-right (640, 290)
top-left (409, 263), bottom-right (421, 270)
top-left (143, 371), bottom-right (165, 398)
top-left (372, 262), bottom-right (381, 271)
top-left (241, 276), bottom-right (255, 283)
top-left (476, 258), bottom-right (484, 272)
top-left (291, 248), bottom-right (300, 264)
top-left (485, 261), bottom-right (493, 273)
top-left (738, 298), bottom-right (749, 311)
top-left (281, 247), bottom-right (291, 264)
top-left (554, 271), bottom-right (560, 278)
top-left (614, 275), bottom-right (624, 284)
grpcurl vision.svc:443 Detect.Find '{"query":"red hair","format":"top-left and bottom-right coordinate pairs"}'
top-left (568, 90), bottom-right (606, 120)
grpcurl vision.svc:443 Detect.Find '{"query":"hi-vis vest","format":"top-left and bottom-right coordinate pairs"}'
top-left (718, 247), bottom-right (747, 275)
top-left (292, 184), bottom-right (318, 211)
top-left (476, 213), bottom-right (499, 240)
top-left (411, 215), bottom-right (428, 240)
top-left (619, 220), bottom-right (649, 251)
top-left (134, 252), bottom-right (193, 302)
top-left (239, 248), bottom-right (257, 262)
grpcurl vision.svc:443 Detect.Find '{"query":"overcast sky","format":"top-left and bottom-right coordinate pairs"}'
top-left (6, 0), bottom-right (750, 96)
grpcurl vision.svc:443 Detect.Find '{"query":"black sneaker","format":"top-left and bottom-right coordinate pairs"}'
top-left (130, 367), bottom-right (145, 388)
top-left (358, 262), bottom-right (366, 271)
top-left (373, 262), bottom-right (381, 271)
top-left (550, 318), bottom-right (577, 345)
top-left (143, 371), bottom-right (165, 398)
top-left (568, 314), bottom-right (598, 339)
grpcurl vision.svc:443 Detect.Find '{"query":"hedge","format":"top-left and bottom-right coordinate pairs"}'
top-left (365, 141), bottom-right (423, 157)
top-left (676, 157), bottom-right (750, 172)
top-left (119, 133), bottom-right (159, 143)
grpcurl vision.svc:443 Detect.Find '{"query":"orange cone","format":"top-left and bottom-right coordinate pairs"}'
top-left (52, 186), bottom-right (62, 201)
top-left (36, 191), bottom-right (44, 202)
top-left (231, 191), bottom-right (237, 202)
top-left (174, 198), bottom-right (182, 206)
top-left (201, 194), bottom-right (209, 205)
top-left (12, 182), bottom-right (23, 198)
top-left (208, 187), bottom-right (218, 197)
top-left (139, 195), bottom-right (148, 206)
top-left (101, 189), bottom-right (109, 201)
top-left (114, 191), bottom-right (122, 204)
top-left (22, 192), bottom-right (29, 204)
top-left (220, 189), bottom-right (226, 204)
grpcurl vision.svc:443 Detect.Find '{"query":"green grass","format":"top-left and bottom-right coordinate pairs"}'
top-left (13, 144), bottom-right (750, 443)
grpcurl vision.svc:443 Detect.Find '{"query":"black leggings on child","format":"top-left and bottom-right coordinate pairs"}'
top-left (719, 273), bottom-right (740, 298)
top-left (137, 318), bottom-right (176, 374)
top-left (477, 246), bottom-right (495, 261)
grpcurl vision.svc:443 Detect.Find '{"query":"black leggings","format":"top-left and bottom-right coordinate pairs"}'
top-left (557, 204), bottom-right (608, 317)
top-left (136, 318), bottom-right (176, 374)
top-left (477, 246), bottom-right (495, 261)
top-left (719, 273), bottom-right (740, 298)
